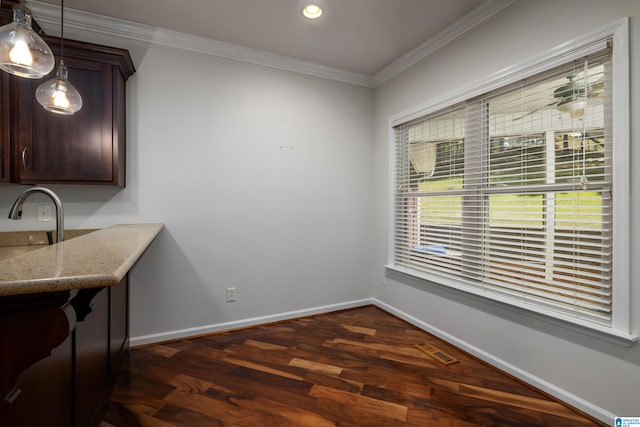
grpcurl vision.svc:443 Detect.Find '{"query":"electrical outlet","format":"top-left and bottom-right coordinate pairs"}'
top-left (226, 287), bottom-right (237, 302)
top-left (37, 205), bottom-right (52, 222)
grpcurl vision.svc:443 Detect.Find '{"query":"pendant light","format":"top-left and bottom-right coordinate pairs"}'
top-left (35, 0), bottom-right (82, 115)
top-left (0, 0), bottom-right (55, 78)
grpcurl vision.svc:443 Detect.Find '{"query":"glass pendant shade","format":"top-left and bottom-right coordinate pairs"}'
top-left (0, 1), bottom-right (55, 78)
top-left (36, 61), bottom-right (82, 115)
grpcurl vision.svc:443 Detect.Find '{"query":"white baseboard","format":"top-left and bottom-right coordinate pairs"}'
top-left (130, 297), bottom-right (611, 424)
top-left (372, 299), bottom-right (614, 424)
top-left (130, 298), bottom-right (374, 347)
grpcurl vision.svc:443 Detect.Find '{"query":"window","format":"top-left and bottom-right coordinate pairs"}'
top-left (390, 22), bottom-right (633, 342)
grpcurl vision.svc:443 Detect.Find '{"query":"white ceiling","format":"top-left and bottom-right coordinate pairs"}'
top-left (29, 0), bottom-right (517, 86)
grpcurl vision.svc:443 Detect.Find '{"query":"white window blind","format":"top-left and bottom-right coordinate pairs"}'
top-left (393, 46), bottom-right (615, 326)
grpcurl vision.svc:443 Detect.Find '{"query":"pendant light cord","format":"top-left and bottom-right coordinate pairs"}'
top-left (60, 0), bottom-right (64, 60)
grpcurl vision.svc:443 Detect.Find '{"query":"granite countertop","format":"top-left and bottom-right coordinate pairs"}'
top-left (0, 229), bottom-right (96, 259)
top-left (0, 224), bottom-right (163, 297)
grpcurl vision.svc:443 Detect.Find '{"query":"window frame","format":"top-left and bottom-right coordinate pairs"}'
top-left (386, 18), bottom-right (635, 345)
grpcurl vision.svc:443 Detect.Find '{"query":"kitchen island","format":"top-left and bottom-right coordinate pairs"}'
top-left (0, 223), bottom-right (163, 427)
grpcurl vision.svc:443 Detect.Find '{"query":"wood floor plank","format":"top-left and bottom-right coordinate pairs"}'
top-left (302, 371), bottom-right (364, 394)
top-left (167, 373), bottom-right (213, 394)
top-left (105, 401), bottom-right (176, 427)
top-left (308, 384), bottom-right (408, 422)
top-left (458, 383), bottom-right (587, 420)
top-left (222, 342), bottom-right (297, 366)
top-left (152, 404), bottom-right (225, 427)
top-left (220, 355), bottom-right (306, 381)
top-left (112, 370), bottom-right (177, 400)
top-left (289, 357), bottom-right (344, 376)
top-left (379, 350), bottom-right (444, 368)
top-left (104, 305), bottom-right (606, 426)
top-left (244, 339), bottom-right (288, 351)
top-left (232, 396), bottom-right (337, 427)
top-left (289, 342), bottom-right (373, 370)
top-left (324, 337), bottom-right (428, 359)
top-left (144, 344), bottom-right (181, 358)
top-left (311, 397), bottom-right (418, 427)
top-left (341, 324), bottom-right (377, 336)
top-left (202, 366), bottom-right (317, 410)
top-left (163, 388), bottom-right (285, 426)
top-left (405, 407), bottom-right (480, 427)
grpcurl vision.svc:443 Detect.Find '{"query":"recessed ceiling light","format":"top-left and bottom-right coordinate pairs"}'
top-left (302, 4), bottom-right (323, 19)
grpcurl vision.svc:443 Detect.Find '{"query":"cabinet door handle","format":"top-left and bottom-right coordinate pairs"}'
top-left (21, 146), bottom-right (29, 170)
top-left (5, 386), bottom-right (22, 404)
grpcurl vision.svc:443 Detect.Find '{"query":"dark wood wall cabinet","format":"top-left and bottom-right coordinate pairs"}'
top-left (0, 276), bottom-right (130, 427)
top-left (12, 38), bottom-right (135, 186)
top-left (0, 4), bottom-right (135, 186)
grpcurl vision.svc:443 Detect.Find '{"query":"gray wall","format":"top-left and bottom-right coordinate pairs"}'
top-left (0, 43), bottom-right (375, 341)
top-left (372, 0), bottom-right (640, 419)
top-left (126, 46), bottom-right (376, 339)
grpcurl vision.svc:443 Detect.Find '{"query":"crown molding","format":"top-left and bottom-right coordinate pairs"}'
top-left (29, 0), bottom-right (518, 89)
top-left (372, 0), bottom-right (520, 87)
top-left (28, 1), bottom-right (375, 87)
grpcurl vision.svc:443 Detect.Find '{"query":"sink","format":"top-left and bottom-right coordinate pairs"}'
top-left (0, 229), bottom-right (97, 260)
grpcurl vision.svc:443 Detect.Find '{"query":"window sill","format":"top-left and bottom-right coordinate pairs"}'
top-left (384, 264), bottom-right (638, 347)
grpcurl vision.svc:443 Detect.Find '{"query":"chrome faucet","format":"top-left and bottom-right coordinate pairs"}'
top-left (8, 186), bottom-right (64, 244)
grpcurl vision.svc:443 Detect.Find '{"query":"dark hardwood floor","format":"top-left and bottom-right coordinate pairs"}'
top-left (102, 305), bottom-right (605, 426)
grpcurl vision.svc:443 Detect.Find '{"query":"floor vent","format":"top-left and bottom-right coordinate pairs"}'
top-left (415, 343), bottom-right (459, 366)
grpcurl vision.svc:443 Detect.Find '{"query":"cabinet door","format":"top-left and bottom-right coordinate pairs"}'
top-left (74, 287), bottom-right (109, 427)
top-left (14, 56), bottom-right (120, 185)
top-left (109, 275), bottom-right (129, 381)
top-left (0, 291), bottom-right (74, 427)
top-left (0, 72), bottom-right (9, 183)
top-left (2, 336), bottom-right (73, 427)
top-left (0, 0), bottom-right (11, 182)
